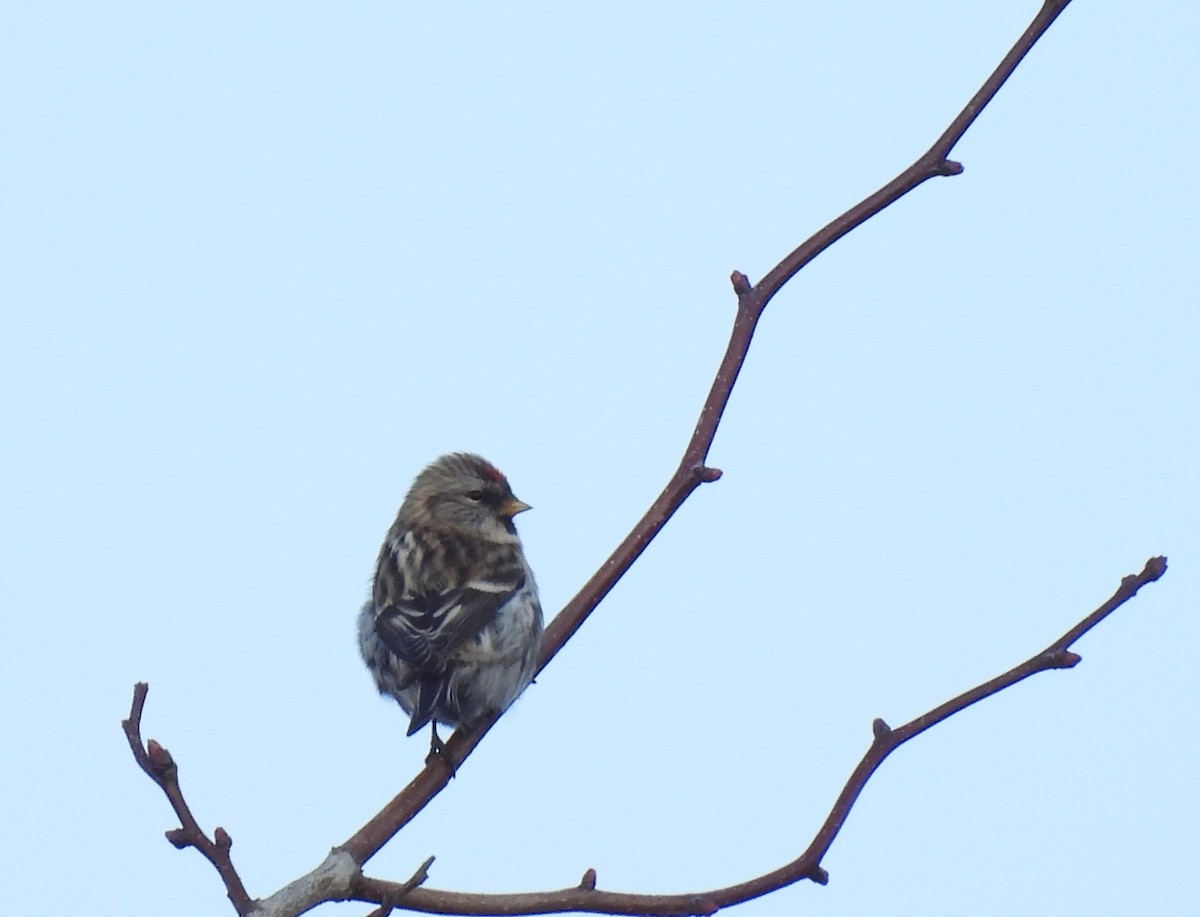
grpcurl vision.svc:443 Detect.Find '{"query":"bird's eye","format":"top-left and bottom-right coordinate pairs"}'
top-left (465, 490), bottom-right (484, 501)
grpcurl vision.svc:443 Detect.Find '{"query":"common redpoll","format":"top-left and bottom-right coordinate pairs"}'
top-left (358, 453), bottom-right (543, 758)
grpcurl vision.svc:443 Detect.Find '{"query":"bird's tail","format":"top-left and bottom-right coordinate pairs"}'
top-left (406, 679), bottom-right (439, 737)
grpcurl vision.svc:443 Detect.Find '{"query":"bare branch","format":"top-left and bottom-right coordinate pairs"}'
top-left (757, 0), bottom-right (1073, 301)
top-left (337, 0), bottom-right (1080, 868)
top-left (122, 683), bottom-right (256, 916)
top-left (349, 557), bottom-right (1167, 915)
top-left (124, 4), bottom-right (1167, 917)
top-left (361, 856), bottom-right (437, 917)
top-left (799, 556), bottom-right (1167, 872)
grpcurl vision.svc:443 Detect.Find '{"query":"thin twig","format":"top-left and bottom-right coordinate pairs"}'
top-left (122, 683), bottom-right (256, 916)
top-left (361, 857), bottom-right (437, 917)
top-left (350, 557), bottom-right (1166, 915)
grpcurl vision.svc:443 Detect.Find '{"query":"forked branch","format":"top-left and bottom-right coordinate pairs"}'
top-left (122, 4), bottom-right (1166, 917)
top-left (339, 0), bottom-right (1077, 865)
top-left (346, 556), bottom-right (1169, 915)
top-left (123, 683), bottom-right (255, 915)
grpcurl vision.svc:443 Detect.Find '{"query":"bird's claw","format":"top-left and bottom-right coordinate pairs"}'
top-left (425, 723), bottom-right (457, 777)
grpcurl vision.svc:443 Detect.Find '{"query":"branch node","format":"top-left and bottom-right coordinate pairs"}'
top-left (1125, 555), bottom-right (1167, 588)
top-left (145, 738), bottom-right (176, 775)
top-left (1050, 650), bottom-right (1082, 669)
top-left (806, 863), bottom-right (830, 885)
top-left (165, 828), bottom-right (192, 850)
top-left (730, 270), bottom-right (753, 295)
top-left (579, 867), bottom-right (597, 890)
top-left (691, 897), bottom-right (720, 916)
top-left (872, 717), bottom-right (892, 738)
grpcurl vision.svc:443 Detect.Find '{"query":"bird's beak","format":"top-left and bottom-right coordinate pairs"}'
top-left (500, 498), bottom-right (532, 518)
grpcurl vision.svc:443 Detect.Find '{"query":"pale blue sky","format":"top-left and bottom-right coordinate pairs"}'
top-left (2, 3), bottom-right (1197, 915)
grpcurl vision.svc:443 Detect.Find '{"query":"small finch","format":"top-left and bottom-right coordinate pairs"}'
top-left (358, 453), bottom-right (543, 759)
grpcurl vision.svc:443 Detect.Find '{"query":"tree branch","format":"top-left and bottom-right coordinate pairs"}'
top-left (337, 0), bottom-right (1078, 867)
top-left (123, 4), bottom-right (1164, 917)
top-left (349, 556), bottom-right (1167, 915)
top-left (758, 0), bottom-right (1072, 299)
top-left (122, 683), bottom-right (255, 916)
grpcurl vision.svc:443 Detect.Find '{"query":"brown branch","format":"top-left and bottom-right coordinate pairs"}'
top-left (758, 0), bottom-right (1073, 300)
top-left (350, 556), bottom-right (1167, 915)
top-left (122, 683), bottom-right (255, 916)
top-left (338, 0), bottom-right (1077, 867)
top-left (124, 3), bottom-right (1144, 915)
top-left (361, 856), bottom-right (437, 917)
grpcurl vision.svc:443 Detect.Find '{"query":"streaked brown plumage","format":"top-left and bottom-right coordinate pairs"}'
top-left (358, 453), bottom-right (542, 756)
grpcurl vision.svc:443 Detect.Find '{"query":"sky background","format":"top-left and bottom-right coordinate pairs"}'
top-left (2, 2), bottom-right (1197, 915)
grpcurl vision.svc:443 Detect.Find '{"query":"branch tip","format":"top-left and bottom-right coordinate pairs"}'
top-left (1054, 650), bottom-right (1082, 669)
top-left (693, 898), bottom-right (720, 916)
top-left (730, 270), bottom-right (753, 295)
top-left (404, 854), bottom-right (436, 893)
top-left (165, 828), bottom-right (191, 850)
top-left (872, 717), bottom-right (892, 738)
top-left (146, 739), bottom-right (175, 772)
top-left (1127, 555), bottom-right (1167, 588)
top-left (806, 863), bottom-right (830, 885)
top-left (579, 867), bottom-right (597, 890)
top-left (214, 827), bottom-right (232, 850)
top-left (413, 854), bottom-right (436, 883)
top-left (937, 159), bottom-right (964, 176)
top-left (697, 465), bottom-right (723, 483)
top-left (384, 856), bottom-right (436, 913)
top-left (126, 681), bottom-right (149, 726)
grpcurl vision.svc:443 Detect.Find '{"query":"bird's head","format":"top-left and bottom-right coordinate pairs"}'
top-left (402, 452), bottom-right (531, 541)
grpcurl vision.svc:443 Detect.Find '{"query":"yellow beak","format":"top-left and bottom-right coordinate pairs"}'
top-left (500, 498), bottom-right (532, 518)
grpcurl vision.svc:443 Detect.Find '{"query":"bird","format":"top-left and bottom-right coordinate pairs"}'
top-left (358, 453), bottom-right (543, 762)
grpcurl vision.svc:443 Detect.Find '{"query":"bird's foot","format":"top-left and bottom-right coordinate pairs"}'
top-left (425, 723), bottom-right (457, 777)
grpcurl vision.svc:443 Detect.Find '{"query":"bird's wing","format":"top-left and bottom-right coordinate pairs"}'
top-left (374, 572), bottom-right (527, 674)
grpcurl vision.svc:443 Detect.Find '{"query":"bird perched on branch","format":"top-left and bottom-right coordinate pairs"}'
top-left (358, 453), bottom-right (543, 761)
